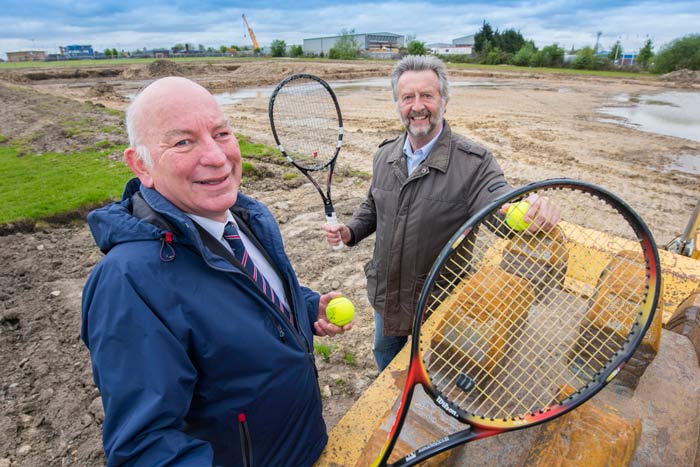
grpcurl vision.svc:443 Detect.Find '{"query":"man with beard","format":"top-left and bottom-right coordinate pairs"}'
top-left (323, 55), bottom-right (558, 371)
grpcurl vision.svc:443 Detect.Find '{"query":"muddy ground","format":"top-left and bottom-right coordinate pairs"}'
top-left (1, 59), bottom-right (699, 466)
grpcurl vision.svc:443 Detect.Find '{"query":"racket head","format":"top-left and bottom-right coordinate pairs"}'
top-left (413, 179), bottom-right (660, 432)
top-left (268, 73), bottom-right (343, 171)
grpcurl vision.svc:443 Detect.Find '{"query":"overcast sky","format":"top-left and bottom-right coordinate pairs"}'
top-left (2, 0), bottom-right (698, 59)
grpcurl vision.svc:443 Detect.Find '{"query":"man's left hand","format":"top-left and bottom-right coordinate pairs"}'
top-left (314, 292), bottom-right (353, 337)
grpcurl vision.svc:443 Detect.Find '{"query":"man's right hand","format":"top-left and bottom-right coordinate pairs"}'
top-left (323, 223), bottom-right (351, 247)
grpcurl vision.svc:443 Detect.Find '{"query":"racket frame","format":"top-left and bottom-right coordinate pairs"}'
top-left (373, 178), bottom-right (661, 467)
top-left (268, 73), bottom-right (344, 223)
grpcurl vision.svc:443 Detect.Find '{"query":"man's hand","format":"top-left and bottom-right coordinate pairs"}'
top-left (522, 193), bottom-right (561, 232)
top-left (314, 292), bottom-right (353, 337)
top-left (500, 193), bottom-right (561, 233)
top-left (322, 223), bottom-right (351, 248)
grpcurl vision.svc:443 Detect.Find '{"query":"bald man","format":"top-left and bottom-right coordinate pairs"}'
top-left (81, 77), bottom-right (351, 467)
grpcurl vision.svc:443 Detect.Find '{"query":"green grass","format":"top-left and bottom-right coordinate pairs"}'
top-left (0, 56), bottom-right (262, 70)
top-left (0, 144), bottom-right (131, 223)
top-left (237, 134), bottom-right (286, 163)
top-left (0, 128), bottom-right (344, 225)
top-left (446, 62), bottom-right (655, 80)
top-left (314, 342), bottom-right (334, 361)
top-left (342, 351), bottom-right (356, 366)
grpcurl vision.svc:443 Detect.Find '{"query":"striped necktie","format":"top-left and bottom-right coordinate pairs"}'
top-left (223, 222), bottom-right (293, 325)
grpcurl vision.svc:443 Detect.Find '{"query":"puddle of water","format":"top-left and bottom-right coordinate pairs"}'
top-left (663, 153), bottom-right (700, 175)
top-left (209, 78), bottom-right (507, 104)
top-left (214, 87), bottom-right (271, 105)
top-left (598, 91), bottom-right (700, 142)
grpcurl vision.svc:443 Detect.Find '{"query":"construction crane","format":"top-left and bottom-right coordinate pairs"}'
top-left (242, 14), bottom-right (260, 50)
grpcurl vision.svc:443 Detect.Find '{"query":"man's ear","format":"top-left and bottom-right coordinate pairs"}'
top-left (124, 147), bottom-right (154, 188)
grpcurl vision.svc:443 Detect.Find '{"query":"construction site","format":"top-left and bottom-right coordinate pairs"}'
top-left (0, 58), bottom-right (699, 466)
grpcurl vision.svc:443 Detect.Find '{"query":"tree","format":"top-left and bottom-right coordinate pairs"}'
top-left (474, 20), bottom-right (494, 54)
top-left (173, 43), bottom-right (185, 52)
top-left (483, 47), bottom-right (508, 65)
top-left (511, 43), bottom-right (536, 66)
top-left (572, 46), bottom-right (596, 69)
top-left (111, 48), bottom-right (118, 57)
top-left (608, 40), bottom-right (623, 63)
top-left (652, 34), bottom-right (700, 74)
top-left (104, 48), bottom-right (112, 58)
top-left (219, 45), bottom-right (228, 54)
top-left (270, 39), bottom-right (287, 57)
top-left (289, 45), bottom-right (304, 58)
top-left (527, 43), bottom-right (564, 68)
top-left (637, 38), bottom-right (654, 68)
top-left (407, 40), bottom-right (427, 55)
top-left (329, 29), bottom-right (360, 60)
top-left (540, 43), bottom-right (565, 67)
top-left (497, 29), bottom-right (526, 54)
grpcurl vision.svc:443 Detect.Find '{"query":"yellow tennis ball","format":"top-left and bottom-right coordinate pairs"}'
top-left (506, 200), bottom-right (532, 231)
top-left (326, 297), bottom-right (355, 326)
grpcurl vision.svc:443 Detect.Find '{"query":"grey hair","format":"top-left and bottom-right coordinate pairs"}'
top-left (390, 55), bottom-right (450, 103)
top-left (125, 97), bottom-right (153, 167)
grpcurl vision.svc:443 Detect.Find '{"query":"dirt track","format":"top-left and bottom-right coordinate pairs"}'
top-left (1, 59), bottom-right (699, 466)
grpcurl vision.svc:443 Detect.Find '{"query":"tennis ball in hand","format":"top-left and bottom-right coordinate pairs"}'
top-left (326, 297), bottom-right (355, 326)
top-left (505, 201), bottom-right (532, 231)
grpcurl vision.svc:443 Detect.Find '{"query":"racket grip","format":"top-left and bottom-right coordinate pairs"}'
top-left (325, 212), bottom-right (345, 251)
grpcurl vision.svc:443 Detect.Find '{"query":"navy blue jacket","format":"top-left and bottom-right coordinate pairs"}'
top-left (81, 180), bottom-right (327, 467)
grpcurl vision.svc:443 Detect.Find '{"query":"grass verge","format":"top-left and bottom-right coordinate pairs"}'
top-left (0, 135), bottom-right (285, 226)
top-left (0, 143), bottom-right (131, 224)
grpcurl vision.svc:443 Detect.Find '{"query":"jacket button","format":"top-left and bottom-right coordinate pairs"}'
top-left (421, 167), bottom-right (428, 173)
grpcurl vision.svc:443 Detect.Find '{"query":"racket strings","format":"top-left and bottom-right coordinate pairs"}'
top-left (271, 78), bottom-right (341, 169)
top-left (420, 187), bottom-right (651, 421)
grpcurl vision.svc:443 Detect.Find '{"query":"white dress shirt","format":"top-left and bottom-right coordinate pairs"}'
top-left (186, 211), bottom-right (290, 310)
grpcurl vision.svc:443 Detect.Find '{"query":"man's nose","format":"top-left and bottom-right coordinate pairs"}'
top-left (200, 137), bottom-right (227, 165)
top-left (412, 96), bottom-right (426, 112)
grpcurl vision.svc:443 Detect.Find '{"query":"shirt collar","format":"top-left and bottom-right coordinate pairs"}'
top-left (186, 210), bottom-right (236, 241)
top-left (402, 124), bottom-right (443, 160)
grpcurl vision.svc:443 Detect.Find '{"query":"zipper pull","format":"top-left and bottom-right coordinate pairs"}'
top-left (276, 323), bottom-right (286, 343)
top-left (159, 231), bottom-right (175, 262)
top-left (238, 413), bottom-right (253, 467)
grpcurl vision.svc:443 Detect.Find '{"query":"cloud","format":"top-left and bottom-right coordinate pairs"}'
top-left (0, 0), bottom-right (697, 57)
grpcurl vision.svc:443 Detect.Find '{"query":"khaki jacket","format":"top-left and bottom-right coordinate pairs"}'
top-left (347, 121), bottom-right (511, 336)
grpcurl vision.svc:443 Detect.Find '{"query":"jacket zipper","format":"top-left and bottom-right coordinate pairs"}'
top-left (238, 413), bottom-right (253, 467)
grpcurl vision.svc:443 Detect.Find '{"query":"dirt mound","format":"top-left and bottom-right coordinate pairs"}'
top-left (660, 69), bottom-right (700, 84)
top-left (0, 82), bottom-right (125, 154)
top-left (146, 59), bottom-right (185, 77)
top-left (89, 82), bottom-right (118, 98)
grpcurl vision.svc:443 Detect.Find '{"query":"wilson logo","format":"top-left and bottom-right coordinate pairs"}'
top-left (436, 396), bottom-right (458, 417)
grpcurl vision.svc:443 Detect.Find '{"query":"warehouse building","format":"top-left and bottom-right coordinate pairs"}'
top-left (6, 50), bottom-right (47, 62)
top-left (61, 44), bottom-right (95, 59)
top-left (428, 34), bottom-right (475, 55)
top-left (303, 32), bottom-right (404, 56)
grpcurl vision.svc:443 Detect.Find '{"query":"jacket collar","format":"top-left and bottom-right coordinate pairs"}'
top-left (387, 120), bottom-right (452, 173)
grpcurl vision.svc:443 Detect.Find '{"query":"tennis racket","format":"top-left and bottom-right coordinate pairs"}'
top-left (372, 178), bottom-right (661, 466)
top-left (269, 73), bottom-right (344, 249)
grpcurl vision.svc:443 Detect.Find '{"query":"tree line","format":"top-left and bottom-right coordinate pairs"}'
top-left (426, 21), bottom-right (699, 74)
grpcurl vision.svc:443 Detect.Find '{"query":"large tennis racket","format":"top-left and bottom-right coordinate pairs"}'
top-left (269, 74), bottom-right (344, 249)
top-left (372, 179), bottom-right (661, 466)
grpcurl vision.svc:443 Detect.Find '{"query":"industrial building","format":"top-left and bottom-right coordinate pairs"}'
top-left (61, 45), bottom-right (95, 59)
top-left (6, 50), bottom-right (47, 62)
top-left (428, 34), bottom-right (475, 55)
top-left (303, 32), bottom-right (404, 56)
